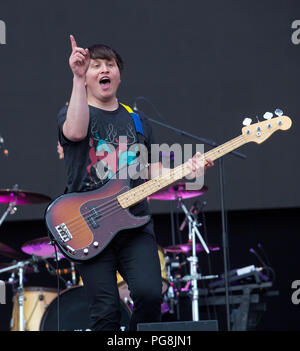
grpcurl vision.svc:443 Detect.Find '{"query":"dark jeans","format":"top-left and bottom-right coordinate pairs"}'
top-left (76, 221), bottom-right (162, 331)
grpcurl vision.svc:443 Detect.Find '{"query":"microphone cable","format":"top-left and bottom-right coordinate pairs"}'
top-left (249, 246), bottom-right (276, 283)
top-left (52, 242), bottom-right (61, 331)
top-left (199, 201), bottom-right (219, 321)
top-left (133, 96), bottom-right (167, 122)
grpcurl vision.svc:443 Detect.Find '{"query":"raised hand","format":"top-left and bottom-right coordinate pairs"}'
top-left (69, 34), bottom-right (90, 78)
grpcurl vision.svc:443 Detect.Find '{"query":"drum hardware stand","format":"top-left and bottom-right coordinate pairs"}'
top-left (165, 255), bottom-right (184, 318)
top-left (8, 270), bottom-right (17, 286)
top-left (0, 258), bottom-right (36, 331)
top-left (165, 266), bottom-right (177, 316)
top-left (178, 197), bottom-right (214, 321)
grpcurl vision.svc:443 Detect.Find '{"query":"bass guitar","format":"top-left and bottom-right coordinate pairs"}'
top-left (45, 114), bottom-right (292, 261)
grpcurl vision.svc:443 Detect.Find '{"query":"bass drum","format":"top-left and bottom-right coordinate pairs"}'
top-left (40, 286), bottom-right (132, 331)
top-left (11, 287), bottom-right (57, 331)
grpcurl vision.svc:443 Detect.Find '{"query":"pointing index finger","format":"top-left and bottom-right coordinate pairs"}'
top-left (70, 34), bottom-right (77, 50)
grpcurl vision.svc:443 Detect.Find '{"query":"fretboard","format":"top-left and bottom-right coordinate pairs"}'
top-left (117, 134), bottom-right (246, 209)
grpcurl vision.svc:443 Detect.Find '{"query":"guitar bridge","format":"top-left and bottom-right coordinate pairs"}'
top-left (55, 223), bottom-right (72, 243)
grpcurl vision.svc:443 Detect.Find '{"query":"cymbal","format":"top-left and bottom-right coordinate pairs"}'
top-left (0, 189), bottom-right (51, 205)
top-left (21, 237), bottom-right (64, 258)
top-left (148, 184), bottom-right (208, 201)
top-left (0, 242), bottom-right (25, 260)
top-left (164, 241), bottom-right (220, 254)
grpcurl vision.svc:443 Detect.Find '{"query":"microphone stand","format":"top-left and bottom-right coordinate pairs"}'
top-left (133, 99), bottom-right (246, 330)
top-left (0, 258), bottom-right (36, 331)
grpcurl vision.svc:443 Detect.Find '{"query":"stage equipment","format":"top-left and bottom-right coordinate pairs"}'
top-left (164, 241), bottom-right (219, 254)
top-left (148, 184), bottom-right (208, 201)
top-left (0, 185), bottom-right (51, 227)
top-left (0, 257), bottom-right (41, 331)
top-left (137, 320), bottom-right (218, 331)
top-left (21, 236), bottom-right (65, 259)
top-left (39, 286), bottom-right (131, 331)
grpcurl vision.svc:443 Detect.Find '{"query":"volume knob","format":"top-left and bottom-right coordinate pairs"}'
top-left (83, 248), bottom-right (89, 255)
top-left (93, 241), bottom-right (99, 248)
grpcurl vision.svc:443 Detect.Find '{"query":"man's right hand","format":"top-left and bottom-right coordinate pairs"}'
top-left (69, 34), bottom-right (90, 78)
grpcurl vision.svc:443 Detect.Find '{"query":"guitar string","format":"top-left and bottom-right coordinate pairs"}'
top-left (65, 162), bottom-right (197, 236)
top-left (67, 141), bottom-right (247, 240)
top-left (116, 135), bottom-right (246, 207)
top-left (64, 169), bottom-right (190, 236)
top-left (59, 137), bottom-right (246, 238)
top-left (68, 206), bottom-right (125, 239)
top-left (63, 162), bottom-right (188, 229)
top-left (64, 119), bottom-right (289, 246)
top-left (57, 135), bottom-right (246, 234)
top-left (65, 161), bottom-right (190, 234)
top-left (62, 135), bottom-right (245, 233)
top-left (66, 196), bottom-right (123, 229)
top-left (60, 121), bottom-right (282, 238)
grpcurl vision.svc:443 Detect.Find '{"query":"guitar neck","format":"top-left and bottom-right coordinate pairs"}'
top-left (117, 134), bottom-right (246, 208)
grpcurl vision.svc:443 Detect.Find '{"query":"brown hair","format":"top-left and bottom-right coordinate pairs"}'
top-left (88, 44), bottom-right (124, 73)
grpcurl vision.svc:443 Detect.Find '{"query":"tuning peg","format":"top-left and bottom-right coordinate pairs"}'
top-left (242, 118), bottom-right (252, 126)
top-left (274, 108), bottom-right (283, 116)
top-left (263, 112), bottom-right (273, 120)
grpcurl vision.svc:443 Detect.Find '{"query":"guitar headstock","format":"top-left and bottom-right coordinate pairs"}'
top-left (241, 111), bottom-right (292, 144)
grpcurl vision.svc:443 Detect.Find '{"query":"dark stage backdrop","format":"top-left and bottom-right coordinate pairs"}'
top-left (0, 0), bottom-right (299, 221)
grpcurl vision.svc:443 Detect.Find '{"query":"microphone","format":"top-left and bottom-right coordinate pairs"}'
top-left (249, 247), bottom-right (273, 281)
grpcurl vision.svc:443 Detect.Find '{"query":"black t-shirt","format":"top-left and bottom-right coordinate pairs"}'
top-left (57, 103), bottom-right (155, 216)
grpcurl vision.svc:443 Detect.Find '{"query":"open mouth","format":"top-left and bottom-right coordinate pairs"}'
top-left (99, 77), bottom-right (111, 89)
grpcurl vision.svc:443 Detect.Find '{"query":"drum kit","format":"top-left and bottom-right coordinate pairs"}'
top-left (0, 183), bottom-right (220, 331)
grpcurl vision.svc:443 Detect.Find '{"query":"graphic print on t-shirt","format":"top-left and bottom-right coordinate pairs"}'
top-left (86, 120), bottom-right (139, 187)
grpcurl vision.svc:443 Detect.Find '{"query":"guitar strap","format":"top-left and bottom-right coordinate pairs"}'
top-left (120, 102), bottom-right (149, 176)
top-left (120, 103), bottom-right (144, 142)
